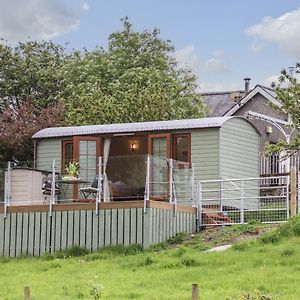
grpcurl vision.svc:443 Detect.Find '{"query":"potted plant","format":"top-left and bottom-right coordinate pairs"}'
top-left (63, 161), bottom-right (80, 181)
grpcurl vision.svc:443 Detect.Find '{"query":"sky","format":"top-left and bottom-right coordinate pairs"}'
top-left (0, 0), bottom-right (300, 92)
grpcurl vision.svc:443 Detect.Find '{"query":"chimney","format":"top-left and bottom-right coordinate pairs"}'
top-left (289, 66), bottom-right (294, 78)
top-left (244, 78), bottom-right (251, 95)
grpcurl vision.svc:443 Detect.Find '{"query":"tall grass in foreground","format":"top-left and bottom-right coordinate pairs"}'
top-left (1, 217), bottom-right (300, 299)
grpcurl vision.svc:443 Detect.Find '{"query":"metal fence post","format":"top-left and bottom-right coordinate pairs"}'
top-left (4, 161), bottom-right (11, 219)
top-left (286, 174), bottom-right (290, 220)
top-left (49, 159), bottom-right (56, 217)
top-left (241, 179), bottom-right (245, 224)
top-left (169, 158), bottom-right (173, 203)
top-left (95, 156), bottom-right (102, 215)
top-left (290, 166), bottom-right (297, 217)
top-left (144, 155), bottom-right (150, 213)
top-left (197, 181), bottom-right (202, 230)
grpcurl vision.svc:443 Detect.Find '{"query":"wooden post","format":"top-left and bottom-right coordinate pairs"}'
top-left (24, 287), bottom-right (30, 300)
top-left (192, 283), bottom-right (199, 300)
top-left (290, 166), bottom-right (297, 217)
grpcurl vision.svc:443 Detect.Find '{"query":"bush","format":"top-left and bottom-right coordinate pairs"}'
top-left (232, 241), bottom-right (254, 252)
top-left (64, 245), bottom-right (89, 257)
top-left (259, 215), bottom-right (300, 245)
top-left (42, 246), bottom-right (89, 260)
top-left (167, 232), bottom-right (188, 244)
top-left (278, 216), bottom-right (300, 237)
top-left (259, 230), bottom-right (280, 244)
top-left (148, 243), bottom-right (167, 252)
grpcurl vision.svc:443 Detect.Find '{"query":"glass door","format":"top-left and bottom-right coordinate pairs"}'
top-left (73, 136), bottom-right (102, 199)
top-left (148, 134), bottom-right (171, 199)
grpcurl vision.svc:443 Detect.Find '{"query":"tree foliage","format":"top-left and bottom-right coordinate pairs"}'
top-left (0, 18), bottom-right (206, 160)
top-left (0, 100), bottom-right (64, 161)
top-left (265, 63), bottom-right (300, 155)
top-left (0, 40), bottom-right (66, 111)
top-left (61, 18), bottom-right (206, 125)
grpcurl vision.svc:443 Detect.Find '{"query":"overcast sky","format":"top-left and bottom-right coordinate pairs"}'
top-left (0, 0), bottom-right (299, 92)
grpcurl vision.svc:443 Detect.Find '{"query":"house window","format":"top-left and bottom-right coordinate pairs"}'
top-left (62, 141), bottom-right (74, 172)
top-left (172, 134), bottom-right (190, 163)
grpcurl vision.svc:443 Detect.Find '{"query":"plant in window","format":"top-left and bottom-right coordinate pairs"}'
top-left (64, 161), bottom-right (79, 180)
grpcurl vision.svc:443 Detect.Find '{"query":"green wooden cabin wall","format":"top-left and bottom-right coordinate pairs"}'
top-left (220, 118), bottom-right (260, 179)
top-left (190, 128), bottom-right (220, 181)
top-left (219, 118), bottom-right (260, 209)
top-left (36, 138), bottom-right (63, 172)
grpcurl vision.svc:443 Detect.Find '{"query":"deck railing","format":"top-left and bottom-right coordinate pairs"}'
top-left (260, 152), bottom-right (300, 176)
top-left (0, 156), bottom-right (196, 217)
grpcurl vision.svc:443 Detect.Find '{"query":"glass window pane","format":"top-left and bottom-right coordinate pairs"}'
top-left (175, 136), bottom-right (189, 162)
top-left (79, 141), bottom-right (88, 155)
top-left (62, 141), bottom-right (74, 172)
top-left (151, 137), bottom-right (167, 197)
top-left (65, 143), bottom-right (73, 164)
top-left (78, 140), bottom-right (97, 182)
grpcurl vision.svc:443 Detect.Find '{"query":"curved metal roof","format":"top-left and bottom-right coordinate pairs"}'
top-left (32, 116), bottom-right (236, 139)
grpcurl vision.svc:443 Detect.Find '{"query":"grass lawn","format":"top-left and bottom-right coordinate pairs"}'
top-left (1, 222), bottom-right (300, 300)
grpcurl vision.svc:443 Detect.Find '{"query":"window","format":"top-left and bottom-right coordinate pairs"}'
top-left (172, 134), bottom-right (190, 163)
top-left (62, 141), bottom-right (74, 173)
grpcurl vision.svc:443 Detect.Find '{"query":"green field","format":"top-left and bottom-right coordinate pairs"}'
top-left (1, 220), bottom-right (300, 300)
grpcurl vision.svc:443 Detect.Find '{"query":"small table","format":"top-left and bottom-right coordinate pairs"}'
top-left (59, 179), bottom-right (90, 201)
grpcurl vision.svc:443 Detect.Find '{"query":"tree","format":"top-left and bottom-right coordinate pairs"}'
top-left (61, 18), bottom-right (206, 125)
top-left (0, 40), bottom-right (67, 160)
top-left (265, 63), bottom-right (300, 155)
top-left (0, 100), bottom-right (65, 161)
top-left (0, 40), bottom-right (67, 111)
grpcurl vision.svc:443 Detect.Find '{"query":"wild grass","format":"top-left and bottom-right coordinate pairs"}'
top-left (1, 218), bottom-right (300, 299)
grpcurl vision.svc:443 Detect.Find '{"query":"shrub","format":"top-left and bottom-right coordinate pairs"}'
top-left (42, 246), bottom-right (89, 260)
top-left (232, 241), bottom-right (253, 252)
top-left (259, 230), bottom-right (280, 244)
top-left (64, 245), bottom-right (89, 257)
top-left (279, 216), bottom-right (300, 237)
top-left (167, 232), bottom-right (188, 244)
top-left (149, 243), bottom-right (167, 252)
top-left (259, 215), bottom-right (300, 245)
top-left (124, 244), bottom-right (144, 255)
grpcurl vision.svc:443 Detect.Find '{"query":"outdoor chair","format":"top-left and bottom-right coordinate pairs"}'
top-left (42, 179), bottom-right (61, 204)
top-left (79, 175), bottom-right (100, 199)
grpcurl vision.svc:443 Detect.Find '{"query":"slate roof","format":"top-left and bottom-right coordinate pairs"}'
top-left (201, 90), bottom-right (245, 117)
top-left (32, 117), bottom-right (234, 139)
top-left (202, 85), bottom-right (276, 117)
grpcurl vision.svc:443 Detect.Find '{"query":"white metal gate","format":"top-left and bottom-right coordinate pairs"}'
top-left (197, 176), bottom-right (289, 226)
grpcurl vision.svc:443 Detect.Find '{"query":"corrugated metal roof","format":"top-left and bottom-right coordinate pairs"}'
top-left (32, 117), bottom-right (235, 139)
